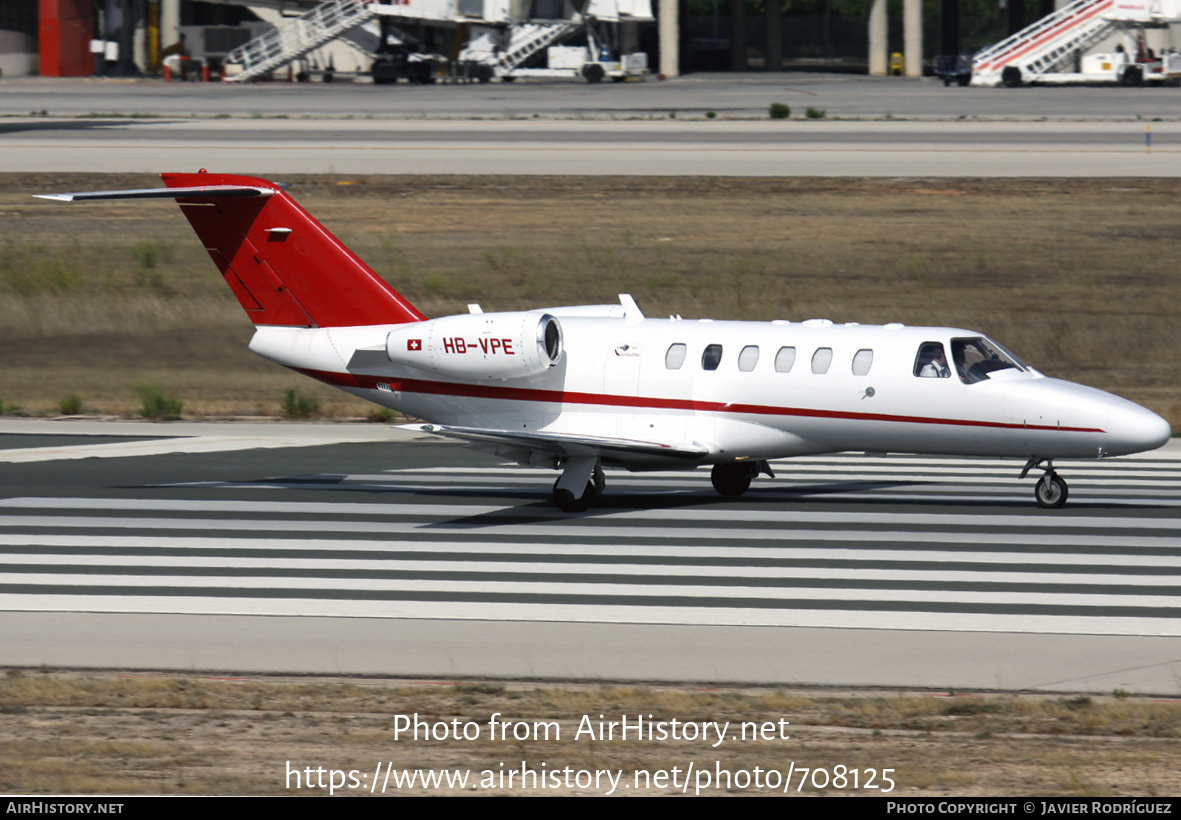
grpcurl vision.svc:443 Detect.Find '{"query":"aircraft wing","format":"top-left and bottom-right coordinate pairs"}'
top-left (401, 423), bottom-right (709, 468)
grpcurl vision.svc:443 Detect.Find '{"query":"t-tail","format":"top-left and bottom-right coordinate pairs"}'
top-left (38, 171), bottom-right (425, 328)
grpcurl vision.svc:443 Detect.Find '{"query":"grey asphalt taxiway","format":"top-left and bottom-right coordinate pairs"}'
top-left (2, 75), bottom-right (1180, 176)
top-left (2, 419), bottom-right (1180, 692)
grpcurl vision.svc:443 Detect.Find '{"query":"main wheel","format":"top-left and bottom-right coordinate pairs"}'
top-left (1035, 472), bottom-right (1068, 508)
top-left (582, 63), bottom-right (605, 84)
top-left (711, 463), bottom-right (753, 497)
top-left (554, 478), bottom-right (595, 512)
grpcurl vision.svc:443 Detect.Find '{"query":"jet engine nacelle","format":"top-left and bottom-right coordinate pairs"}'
top-left (386, 311), bottom-right (563, 380)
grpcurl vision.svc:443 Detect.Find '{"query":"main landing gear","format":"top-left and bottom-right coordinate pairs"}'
top-left (1021, 457), bottom-right (1069, 508)
top-left (550, 457), bottom-right (777, 511)
top-left (552, 456), bottom-right (605, 513)
top-left (711, 460), bottom-right (774, 497)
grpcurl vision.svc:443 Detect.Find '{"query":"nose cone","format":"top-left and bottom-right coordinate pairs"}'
top-left (1106, 401), bottom-right (1173, 456)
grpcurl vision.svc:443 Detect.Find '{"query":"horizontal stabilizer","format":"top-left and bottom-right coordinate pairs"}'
top-left (36, 185), bottom-right (275, 202)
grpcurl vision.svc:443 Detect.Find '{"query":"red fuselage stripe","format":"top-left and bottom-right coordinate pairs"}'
top-left (292, 367), bottom-right (1106, 434)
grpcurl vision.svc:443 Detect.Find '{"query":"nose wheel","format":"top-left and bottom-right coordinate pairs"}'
top-left (1034, 471), bottom-right (1068, 508)
top-left (1021, 458), bottom-right (1069, 508)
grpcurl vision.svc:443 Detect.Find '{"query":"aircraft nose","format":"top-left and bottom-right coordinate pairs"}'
top-left (1105, 401), bottom-right (1172, 456)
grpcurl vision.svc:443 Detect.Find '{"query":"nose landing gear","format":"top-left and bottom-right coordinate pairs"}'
top-left (1021, 457), bottom-right (1069, 508)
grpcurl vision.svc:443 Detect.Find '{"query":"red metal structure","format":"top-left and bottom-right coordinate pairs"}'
top-left (38, 0), bottom-right (93, 76)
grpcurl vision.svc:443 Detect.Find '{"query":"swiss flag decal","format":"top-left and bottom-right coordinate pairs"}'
top-left (407, 339), bottom-right (422, 351)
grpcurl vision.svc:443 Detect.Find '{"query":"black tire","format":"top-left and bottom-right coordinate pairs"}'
top-left (1001, 66), bottom-right (1022, 88)
top-left (957, 73), bottom-right (971, 87)
top-left (296, 71), bottom-right (310, 83)
top-left (554, 480), bottom-right (594, 512)
top-left (711, 463), bottom-right (754, 497)
top-left (1121, 64), bottom-right (1143, 87)
top-left (1035, 472), bottom-right (1068, 508)
top-left (412, 62), bottom-right (433, 84)
top-left (943, 77), bottom-right (952, 87)
top-left (591, 464), bottom-right (606, 497)
top-left (323, 72), bottom-right (334, 84)
top-left (582, 63), bottom-right (605, 84)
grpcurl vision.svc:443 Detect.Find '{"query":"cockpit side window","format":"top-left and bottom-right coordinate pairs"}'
top-left (914, 342), bottom-right (950, 378)
top-left (951, 337), bottom-right (1025, 384)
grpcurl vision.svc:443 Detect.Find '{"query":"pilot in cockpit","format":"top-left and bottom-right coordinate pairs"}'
top-left (916, 343), bottom-right (951, 378)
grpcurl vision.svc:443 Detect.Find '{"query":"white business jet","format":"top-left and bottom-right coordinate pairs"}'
top-left (40, 172), bottom-right (1172, 511)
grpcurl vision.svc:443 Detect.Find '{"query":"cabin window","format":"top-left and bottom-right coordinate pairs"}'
top-left (774, 346), bottom-right (796, 373)
top-left (914, 342), bottom-right (950, 378)
top-left (665, 343), bottom-right (687, 370)
top-left (701, 344), bottom-right (723, 371)
top-left (738, 345), bottom-right (759, 372)
top-left (811, 347), bottom-right (833, 374)
top-left (852, 349), bottom-right (874, 376)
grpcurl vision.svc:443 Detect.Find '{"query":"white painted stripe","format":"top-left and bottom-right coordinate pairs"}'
top-left (0, 594), bottom-right (1175, 635)
top-left (2, 533), bottom-right (1178, 559)
top-left (4, 515), bottom-right (1181, 548)
top-left (3, 554), bottom-right (1177, 587)
top-left (2, 498), bottom-right (1177, 530)
top-left (3, 572), bottom-right (1177, 608)
top-left (2, 517), bottom-right (1180, 553)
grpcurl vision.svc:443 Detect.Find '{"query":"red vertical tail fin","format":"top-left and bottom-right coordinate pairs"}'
top-left (162, 172), bottom-right (424, 328)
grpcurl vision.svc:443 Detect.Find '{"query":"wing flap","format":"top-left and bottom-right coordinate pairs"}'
top-left (402, 423), bottom-right (709, 467)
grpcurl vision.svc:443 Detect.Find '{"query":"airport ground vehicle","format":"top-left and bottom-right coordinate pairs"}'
top-left (934, 54), bottom-right (972, 86)
top-left (971, 0), bottom-right (1181, 87)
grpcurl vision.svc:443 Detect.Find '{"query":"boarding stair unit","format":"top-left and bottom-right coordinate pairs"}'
top-left (493, 20), bottom-right (582, 73)
top-left (971, 0), bottom-right (1117, 85)
top-left (223, 0), bottom-right (378, 81)
top-left (971, 0), bottom-right (1181, 86)
top-left (221, 0), bottom-right (652, 82)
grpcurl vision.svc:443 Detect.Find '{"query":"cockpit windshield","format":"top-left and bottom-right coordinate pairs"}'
top-left (951, 337), bottom-right (1027, 384)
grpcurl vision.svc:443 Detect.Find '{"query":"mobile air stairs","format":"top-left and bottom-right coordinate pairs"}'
top-left (222, 0), bottom-right (651, 83)
top-left (223, 0), bottom-right (379, 82)
top-left (971, 0), bottom-right (1181, 87)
